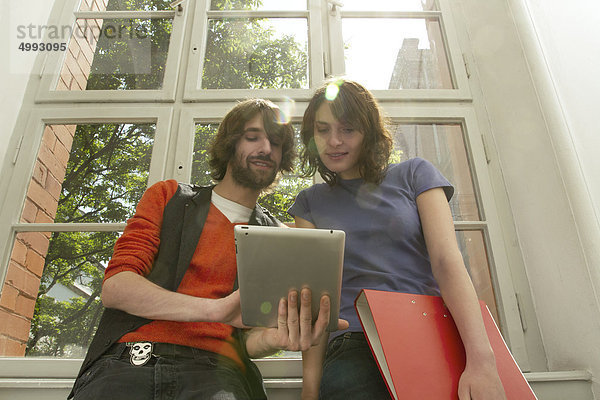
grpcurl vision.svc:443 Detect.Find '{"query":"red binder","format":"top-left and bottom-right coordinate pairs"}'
top-left (355, 289), bottom-right (537, 400)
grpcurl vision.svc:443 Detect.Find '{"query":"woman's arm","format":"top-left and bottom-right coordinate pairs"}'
top-left (417, 187), bottom-right (506, 400)
top-left (294, 215), bottom-right (327, 399)
top-left (301, 334), bottom-right (328, 400)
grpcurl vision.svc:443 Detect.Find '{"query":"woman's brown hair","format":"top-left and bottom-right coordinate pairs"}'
top-left (209, 98), bottom-right (295, 181)
top-left (300, 79), bottom-right (392, 185)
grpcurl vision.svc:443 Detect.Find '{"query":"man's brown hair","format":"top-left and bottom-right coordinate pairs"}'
top-left (209, 99), bottom-right (295, 181)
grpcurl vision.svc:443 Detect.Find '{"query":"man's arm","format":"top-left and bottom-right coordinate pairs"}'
top-left (100, 180), bottom-right (246, 326)
top-left (102, 271), bottom-right (245, 327)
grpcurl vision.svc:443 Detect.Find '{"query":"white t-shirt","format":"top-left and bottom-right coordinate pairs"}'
top-left (211, 190), bottom-right (253, 223)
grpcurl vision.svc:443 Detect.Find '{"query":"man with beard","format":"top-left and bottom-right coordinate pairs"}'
top-left (69, 99), bottom-right (346, 400)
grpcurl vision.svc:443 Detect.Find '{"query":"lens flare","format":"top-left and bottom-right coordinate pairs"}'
top-left (260, 301), bottom-right (272, 314)
top-left (325, 83), bottom-right (340, 101)
top-left (276, 97), bottom-right (295, 124)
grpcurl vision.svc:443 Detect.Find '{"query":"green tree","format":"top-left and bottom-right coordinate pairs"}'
top-left (203, 0), bottom-right (308, 89)
top-left (202, 18), bottom-right (308, 89)
top-left (27, 123), bottom-right (154, 356)
top-left (210, 0), bottom-right (261, 10)
top-left (105, 0), bottom-right (171, 11)
top-left (259, 176), bottom-right (311, 223)
top-left (191, 124), bottom-right (219, 187)
top-left (85, 17), bottom-right (172, 90)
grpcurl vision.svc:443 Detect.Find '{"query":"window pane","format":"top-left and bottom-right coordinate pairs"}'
top-left (192, 123), bottom-right (311, 224)
top-left (0, 121), bottom-right (154, 357)
top-left (210, 0), bottom-right (306, 11)
top-left (342, 0), bottom-right (437, 11)
top-left (191, 123), bottom-right (219, 187)
top-left (8, 231), bottom-right (118, 358)
top-left (390, 123), bottom-right (479, 221)
top-left (56, 18), bottom-right (172, 91)
top-left (79, 0), bottom-right (172, 11)
top-left (0, 231), bottom-right (119, 357)
top-left (259, 172), bottom-right (312, 224)
top-left (202, 18), bottom-right (308, 89)
top-left (456, 230), bottom-right (499, 324)
top-left (342, 18), bottom-right (453, 90)
top-left (20, 123), bottom-right (155, 225)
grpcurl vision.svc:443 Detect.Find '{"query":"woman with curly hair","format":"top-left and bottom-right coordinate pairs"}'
top-left (288, 79), bottom-right (506, 400)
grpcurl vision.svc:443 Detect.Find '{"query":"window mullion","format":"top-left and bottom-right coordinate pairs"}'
top-left (324, 0), bottom-right (345, 76)
top-left (206, 10), bottom-right (308, 18)
top-left (74, 10), bottom-right (177, 18)
top-left (339, 10), bottom-right (442, 18)
top-left (308, 0), bottom-right (326, 85)
top-left (12, 223), bottom-right (126, 232)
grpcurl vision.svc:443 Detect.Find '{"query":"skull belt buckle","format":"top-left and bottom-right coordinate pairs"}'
top-left (126, 342), bottom-right (154, 366)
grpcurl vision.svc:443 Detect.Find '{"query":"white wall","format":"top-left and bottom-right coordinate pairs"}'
top-left (452, 0), bottom-right (600, 396)
top-left (523, 0), bottom-right (600, 224)
top-left (519, 0), bottom-right (600, 305)
top-left (517, 0), bottom-right (600, 366)
top-left (0, 2), bottom-right (55, 169)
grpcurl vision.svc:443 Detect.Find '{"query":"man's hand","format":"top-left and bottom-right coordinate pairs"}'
top-left (270, 288), bottom-right (328, 352)
top-left (245, 288), bottom-right (348, 357)
top-left (213, 290), bottom-right (249, 329)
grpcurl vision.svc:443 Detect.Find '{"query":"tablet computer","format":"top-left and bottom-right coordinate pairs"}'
top-left (234, 225), bottom-right (345, 331)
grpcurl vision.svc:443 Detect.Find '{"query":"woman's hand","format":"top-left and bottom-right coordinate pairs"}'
top-left (458, 357), bottom-right (506, 399)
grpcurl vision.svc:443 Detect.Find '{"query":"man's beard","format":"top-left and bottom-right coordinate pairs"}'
top-left (231, 154), bottom-right (278, 190)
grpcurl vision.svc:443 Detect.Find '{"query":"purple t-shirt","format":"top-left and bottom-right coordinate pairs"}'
top-left (288, 158), bottom-right (454, 338)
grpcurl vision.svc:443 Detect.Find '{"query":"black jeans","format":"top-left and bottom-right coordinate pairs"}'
top-left (71, 343), bottom-right (261, 400)
top-left (320, 332), bottom-right (392, 400)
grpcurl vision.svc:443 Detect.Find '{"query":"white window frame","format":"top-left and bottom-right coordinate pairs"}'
top-left (0, 106), bottom-right (173, 287)
top-left (184, 0), bottom-right (472, 102)
top-left (325, 0), bottom-right (472, 101)
top-left (34, 0), bottom-right (187, 103)
top-left (0, 357), bottom-right (304, 395)
top-left (0, 0), bottom-right (536, 388)
top-left (183, 0), bottom-right (323, 102)
top-left (381, 103), bottom-right (529, 369)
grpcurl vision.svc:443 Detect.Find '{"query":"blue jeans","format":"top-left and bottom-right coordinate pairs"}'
top-left (71, 344), bottom-right (262, 400)
top-left (320, 332), bottom-right (392, 400)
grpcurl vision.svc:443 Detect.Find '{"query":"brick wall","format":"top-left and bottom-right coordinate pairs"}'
top-left (0, 0), bottom-right (109, 356)
top-left (0, 125), bottom-right (76, 356)
top-left (56, 0), bottom-right (109, 91)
